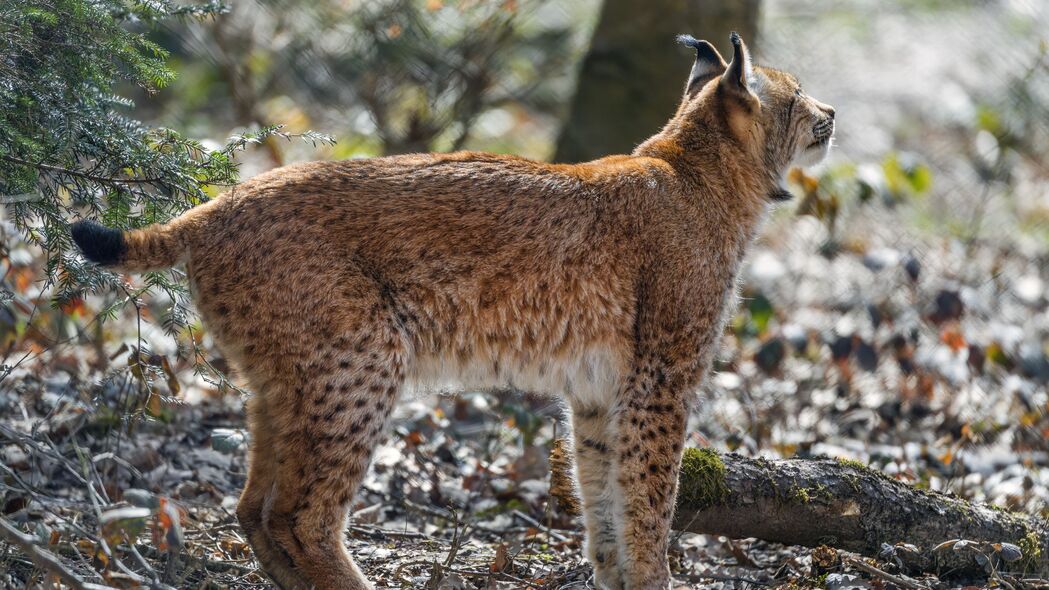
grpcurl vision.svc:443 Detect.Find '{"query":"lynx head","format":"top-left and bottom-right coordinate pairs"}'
top-left (676, 32), bottom-right (835, 200)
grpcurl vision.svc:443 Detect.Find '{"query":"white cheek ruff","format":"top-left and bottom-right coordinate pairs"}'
top-left (793, 137), bottom-right (833, 168)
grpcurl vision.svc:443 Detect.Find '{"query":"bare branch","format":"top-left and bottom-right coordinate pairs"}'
top-left (0, 517), bottom-right (118, 590)
top-left (1, 154), bottom-right (165, 185)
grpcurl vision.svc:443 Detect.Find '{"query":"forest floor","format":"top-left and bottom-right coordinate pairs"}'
top-left (4, 1), bottom-right (1047, 588)
top-left (3, 203), bottom-right (1049, 590)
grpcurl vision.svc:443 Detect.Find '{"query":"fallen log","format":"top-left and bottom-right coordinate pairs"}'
top-left (670, 449), bottom-right (1049, 577)
top-left (548, 442), bottom-right (1048, 577)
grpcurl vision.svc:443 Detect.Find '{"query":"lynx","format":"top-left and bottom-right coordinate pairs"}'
top-left (72, 33), bottom-right (834, 590)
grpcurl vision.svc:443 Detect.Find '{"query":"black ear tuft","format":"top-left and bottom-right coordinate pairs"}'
top-left (676, 34), bottom-right (700, 48)
top-left (677, 34), bottom-right (722, 66)
top-left (678, 34), bottom-right (727, 92)
top-left (722, 31), bottom-right (751, 91)
top-left (70, 220), bottom-right (125, 266)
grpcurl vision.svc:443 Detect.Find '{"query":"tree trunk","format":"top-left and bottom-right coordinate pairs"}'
top-left (672, 450), bottom-right (1049, 577)
top-left (553, 0), bottom-right (761, 163)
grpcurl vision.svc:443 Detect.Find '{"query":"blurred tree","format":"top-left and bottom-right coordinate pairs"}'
top-left (173, 1), bottom-right (289, 165)
top-left (0, 0), bottom-right (327, 316)
top-left (175, 0), bottom-right (576, 156)
top-left (554, 0), bottom-right (761, 163)
top-left (281, 0), bottom-right (575, 155)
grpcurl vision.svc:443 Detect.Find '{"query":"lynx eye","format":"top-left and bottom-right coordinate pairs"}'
top-left (794, 88), bottom-right (804, 97)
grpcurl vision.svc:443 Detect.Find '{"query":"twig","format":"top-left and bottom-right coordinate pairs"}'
top-left (445, 566), bottom-right (543, 589)
top-left (511, 509), bottom-right (568, 542)
top-left (123, 536), bottom-right (178, 590)
top-left (678, 572), bottom-right (771, 587)
top-left (844, 556), bottom-right (926, 590)
top-left (132, 542), bottom-right (259, 576)
top-left (184, 552), bottom-right (258, 576)
top-left (0, 154), bottom-right (165, 185)
top-left (348, 524), bottom-right (430, 540)
top-left (0, 516), bottom-right (118, 590)
top-left (443, 510), bottom-right (467, 568)
top-left (994, 575), bottom-right (1017, 590)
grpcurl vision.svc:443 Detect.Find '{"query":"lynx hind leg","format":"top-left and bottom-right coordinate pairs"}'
top-left (242, 311), bottom-right (408, 590)
top-left (571, 403), bottom-right (625, 590)
top-left (273, 324), bottom-right (407, 590)
top-left (236, 393), bottom-right (302, 590)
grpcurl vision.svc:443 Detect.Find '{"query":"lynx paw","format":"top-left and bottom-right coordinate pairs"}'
top-left (623, 563), bottom-right (671, 590)
top-left (593, 565), bottom-right (625, 590)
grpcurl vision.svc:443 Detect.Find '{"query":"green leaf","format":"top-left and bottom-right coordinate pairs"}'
top-left (748, 293), bottom-right (774, 335)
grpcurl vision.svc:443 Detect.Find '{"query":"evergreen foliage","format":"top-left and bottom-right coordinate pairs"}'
top-left (0, 0), bottom-right (330, 331)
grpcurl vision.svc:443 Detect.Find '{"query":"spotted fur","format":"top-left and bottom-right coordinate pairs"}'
top-left (72, 33), bottom-right (833, 590)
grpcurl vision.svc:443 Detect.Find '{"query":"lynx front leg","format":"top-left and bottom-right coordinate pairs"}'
top-left (571, 403), bottom-right (624, 590)
top-left (613, 364), bottom-right (690, 590)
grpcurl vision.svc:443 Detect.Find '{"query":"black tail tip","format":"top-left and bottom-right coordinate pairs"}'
top-left (70, 220), bottom-right (125, 266)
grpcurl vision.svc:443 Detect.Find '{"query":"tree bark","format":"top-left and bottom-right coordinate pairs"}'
top-left (553, 0), bottom-right (761, 163)
top-left (672, 451), bottom-right (1049, 577)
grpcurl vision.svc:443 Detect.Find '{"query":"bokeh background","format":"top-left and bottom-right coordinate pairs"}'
top-left (2, 1), bottom-right (1049, 588)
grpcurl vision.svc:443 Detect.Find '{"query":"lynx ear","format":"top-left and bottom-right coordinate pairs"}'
top-left (720, 32), bottom-right (758, 102)
top-left (677, 34), bottom-right (727, 93)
